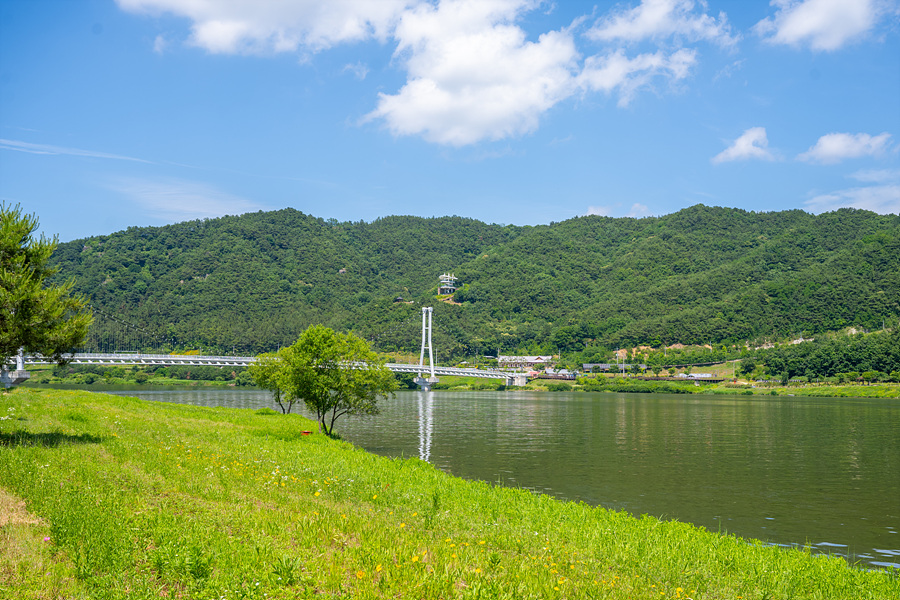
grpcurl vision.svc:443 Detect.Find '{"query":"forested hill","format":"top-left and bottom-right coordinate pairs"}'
top-left (49, 206), bottom-right (900, 359)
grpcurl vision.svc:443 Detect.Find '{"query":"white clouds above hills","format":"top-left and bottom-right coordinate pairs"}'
top-left (754, 0), bottom-right (894, 51)
top-left (798, 132), bottom-right (893, 164)
top-left (109, 177), bottom-right (266, 222)
top-left (712, 127), bottom-right (776, 164)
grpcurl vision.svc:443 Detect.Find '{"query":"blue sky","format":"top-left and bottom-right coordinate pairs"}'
top-left (2, 0), bottom-right (898, 242)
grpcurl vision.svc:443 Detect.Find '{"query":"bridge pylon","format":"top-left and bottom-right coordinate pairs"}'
top-left (415, 307), bottom-right (439, 390)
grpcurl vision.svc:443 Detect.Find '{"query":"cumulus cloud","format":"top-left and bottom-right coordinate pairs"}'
top-left (364, 0), bottom-right (581, 146)
top-left (109, 177), bottom-right (266, 221)
top-left (755, 0), bottom-right (886, 51)
top-left (798, 132), bottom-right (892, 164)
top-left (711, 127), bottom-right (776, 164)
top-left (588, 0), bottom-right (737, 46)
top-left (116, 0), bottom-right (414, 53)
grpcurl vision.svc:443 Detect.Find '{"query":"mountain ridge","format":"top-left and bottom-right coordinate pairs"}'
top-left (48, 205), bottom-right (900, 359)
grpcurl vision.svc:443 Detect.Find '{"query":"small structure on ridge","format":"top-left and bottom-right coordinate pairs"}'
top-left (438, 273), bottom-right (458, 295)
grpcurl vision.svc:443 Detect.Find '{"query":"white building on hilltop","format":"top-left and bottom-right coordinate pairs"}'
top-left (438, 273), bottom-right (458, 295)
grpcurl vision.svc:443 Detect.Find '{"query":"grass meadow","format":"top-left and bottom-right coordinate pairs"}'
top-left (1, 388), bottom-right (897, 599)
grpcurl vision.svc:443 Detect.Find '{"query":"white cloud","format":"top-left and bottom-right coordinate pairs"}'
top-left (0, 138), bottom-right (153, 163)
top-left (364, 0), bottom-right (582, 146)
top-left (797, 132), bottom-right (892, 164)
top-left (588, 0), bottom-right (737, 46)
top-left (586, 205), bottom-right (612, 217)
top-left (628, 202), bottom-right (651, 217)
top-left (578, 48), bottom-right (696, 107)
top-left (109, 177), bottom-right (265, 221)
top-left (586, 202), bottom-right (653, 218)
top-left (153, 34), bottom-right (167, 54)
top-left (805, 169), bottom-right (900, 214)
top-left (712, 127), bottom-right (776, 164)
top-left (755, 0), bottom-right (886, 51)
top-left (805, 184), bottom-right (900, 214)
top-left (116, 0), bottom-right (415, 54)
top-left (850, 168), bottom-right (900, 183)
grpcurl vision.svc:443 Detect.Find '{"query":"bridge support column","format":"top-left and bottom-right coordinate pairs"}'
top-left (507, 374), bottom-right (528, 387)
top-left (417, 307), bottom-right (438, 390)
top-left (1, 349), bottom-right (30, 389)
top-left (414, 376), bottom-right (439, 391)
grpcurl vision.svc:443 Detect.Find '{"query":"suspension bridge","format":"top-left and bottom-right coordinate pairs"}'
top-left (10, 307), bottom-right (528, 388)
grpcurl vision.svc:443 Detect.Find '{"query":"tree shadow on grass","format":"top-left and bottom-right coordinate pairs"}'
top-left (0, 430), bottom-right (104, 448)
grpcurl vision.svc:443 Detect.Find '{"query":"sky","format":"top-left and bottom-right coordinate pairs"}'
top-left (1, 0), bottom-right (899, 242)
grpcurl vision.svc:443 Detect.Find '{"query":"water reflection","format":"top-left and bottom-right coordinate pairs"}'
top-left (417, 391), bottom-right (434, 462)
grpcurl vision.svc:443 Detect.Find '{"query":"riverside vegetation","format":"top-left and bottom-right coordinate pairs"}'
top-left (1, 388), bottom-right (898, 599)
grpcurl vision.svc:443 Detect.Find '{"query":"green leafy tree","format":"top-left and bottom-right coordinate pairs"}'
top-left (1, 203), bottom-right (91, 366)
top-left (249, 325), bottom-right (397, 435)
top-left (248, 352), bottom-right (292, 413)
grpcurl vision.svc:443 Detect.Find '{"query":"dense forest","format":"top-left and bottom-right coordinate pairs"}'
top-left (48, 205), bottom-right (900, 361)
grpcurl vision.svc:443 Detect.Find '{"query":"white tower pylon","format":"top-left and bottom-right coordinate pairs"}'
top-left (417, 306), bottom-right (437, 385)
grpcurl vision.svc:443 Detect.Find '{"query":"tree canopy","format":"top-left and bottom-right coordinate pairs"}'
top-left (248, 325), bottom-right (397, 435)
top-left (1, 204), bottom-right (91, 365)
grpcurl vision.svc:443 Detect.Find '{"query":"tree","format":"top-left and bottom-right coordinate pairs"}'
top-left (248, 352), bottom-right (293, 413)
top-left (249, 325), bottom-right (397, 435)
top-left (1, 204), bottom-right (91, 366)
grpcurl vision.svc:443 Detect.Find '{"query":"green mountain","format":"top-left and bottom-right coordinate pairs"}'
top-left (49, 206), bottom-right (900, 359)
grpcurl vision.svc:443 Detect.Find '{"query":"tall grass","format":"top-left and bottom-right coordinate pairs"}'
top-left (1, 388), bottom-right (897, 599)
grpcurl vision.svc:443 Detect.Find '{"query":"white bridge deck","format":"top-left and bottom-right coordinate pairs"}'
top-left (24, 353), bottom-right (522, 382)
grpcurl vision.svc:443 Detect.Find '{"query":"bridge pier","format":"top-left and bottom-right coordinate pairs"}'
top-left (507, 374), bottom-right (528, 387)
top-left (414, 376), bottom-right (440, 391)
top-left (1, 349), bottom-right (30, 389)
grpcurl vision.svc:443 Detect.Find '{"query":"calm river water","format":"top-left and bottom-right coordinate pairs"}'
top-left (100, 387), bottom-right (899, 569)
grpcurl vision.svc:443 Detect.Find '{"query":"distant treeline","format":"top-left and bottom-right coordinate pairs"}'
top-left (741, 329), bottom-right (900, 382)
top-left (49, 205), bottom-right (900, 360)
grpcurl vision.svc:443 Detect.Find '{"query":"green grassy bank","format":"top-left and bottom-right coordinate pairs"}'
top-left (1, 389), bottom-right (897, 599)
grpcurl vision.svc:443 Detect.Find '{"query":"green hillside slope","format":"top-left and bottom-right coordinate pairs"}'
top-left (49, 206), bottom-right (900, 358)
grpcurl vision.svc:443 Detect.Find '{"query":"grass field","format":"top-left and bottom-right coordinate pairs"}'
top-left (1, 388), bottom-right (897, 599)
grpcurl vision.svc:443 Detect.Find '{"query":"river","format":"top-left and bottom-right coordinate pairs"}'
top-left (93, 386), bottom-right (899, 569)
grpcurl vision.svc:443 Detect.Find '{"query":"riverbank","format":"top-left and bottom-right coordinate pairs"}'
top-left (1, 388), bottom-right (896, 599)
top-left (432, 374), bottom-right (900, 398)
top-left (26, 364), bottom-right (900, 398)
